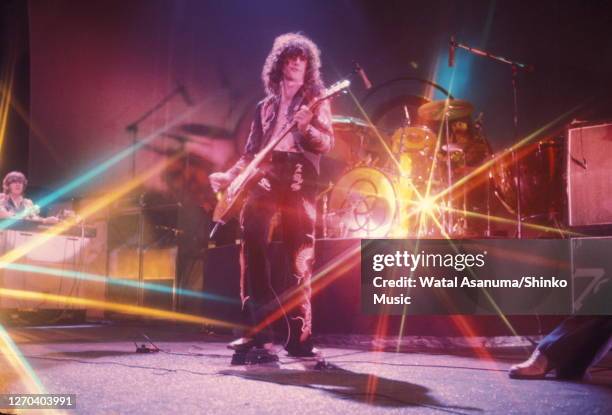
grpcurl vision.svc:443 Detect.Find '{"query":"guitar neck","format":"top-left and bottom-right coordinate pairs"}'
top-left (239, 82), bottom-right (347, 177)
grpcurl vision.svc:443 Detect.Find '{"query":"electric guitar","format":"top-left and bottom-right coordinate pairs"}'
top-left (210, 79), bottom-right (350, 238)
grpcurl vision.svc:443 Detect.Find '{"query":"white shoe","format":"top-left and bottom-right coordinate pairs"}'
top-left (509, 350), bottom-right (552, 379)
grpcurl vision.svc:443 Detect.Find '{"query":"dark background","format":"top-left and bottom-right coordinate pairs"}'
top-left (1, 0), bottom-right (611, 199)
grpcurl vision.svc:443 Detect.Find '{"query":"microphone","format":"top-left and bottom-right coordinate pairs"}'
top-left (178, 84), bottom-right (194, 106)
top-left (353, 62), bottom-right (372, 89)
top-left (449, 36), bottom-right (456, 67)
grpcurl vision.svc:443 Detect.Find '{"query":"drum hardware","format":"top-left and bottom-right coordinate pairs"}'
top-left (397, 105), bottom-right (411, 154)
top-left (329, 97), bottom-right (486, 238)
top-left (326, 70), bottom-right (503, 238)
top-left (449, 37), bottom-right (534, 238)
top-left (355, 77), bottom-right (461, 235)
top-left (388, 119), bottom-right (442, 236)
top-left (391, 126), bottom-right (436, 153)
top-left (440, 143), bottom-right (464, 153)
top-left (443, 102), bottom-right (456, 235)
top-left (494, 188), bottom-right (515, 215)
top-left (417, 98), bottom-right (478, 235)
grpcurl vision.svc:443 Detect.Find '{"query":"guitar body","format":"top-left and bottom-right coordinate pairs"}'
top-left (212, 167), bottom-right (261, 224)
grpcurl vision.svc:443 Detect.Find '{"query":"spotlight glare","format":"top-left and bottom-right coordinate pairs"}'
top-left (417, 197), bottom-right (436, 214)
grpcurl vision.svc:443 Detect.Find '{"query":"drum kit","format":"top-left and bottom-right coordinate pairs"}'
top-left (321, 97), bottom-right (563, 239)
top-left (318, 37), bottom-right (568, 239)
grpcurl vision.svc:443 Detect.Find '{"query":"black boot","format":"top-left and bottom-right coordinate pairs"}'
top-left (245, 346), bottom-right (279, 365)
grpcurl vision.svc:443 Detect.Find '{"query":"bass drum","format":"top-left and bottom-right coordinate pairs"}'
top-left (327, 167), bottom-right (397, 238)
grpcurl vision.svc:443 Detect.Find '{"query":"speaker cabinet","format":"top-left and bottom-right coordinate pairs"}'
top-left (105, 203), bottom-right (209, 316)
top-left (567, 122), bottom-right (612, 227)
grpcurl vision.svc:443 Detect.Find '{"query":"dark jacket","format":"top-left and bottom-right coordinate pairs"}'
top-left (227, 88), bottom-right (333, 178)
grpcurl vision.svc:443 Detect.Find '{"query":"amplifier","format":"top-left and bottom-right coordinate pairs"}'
top-left (566, 122), bottom-right (612, 227)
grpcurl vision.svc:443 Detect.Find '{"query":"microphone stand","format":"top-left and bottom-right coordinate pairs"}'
top-left (451, 39), bottom-right (534, 238)
top-left (125, 85), bottom-right (186, 179)
top-left (124, 85), bottom-right (186, 307)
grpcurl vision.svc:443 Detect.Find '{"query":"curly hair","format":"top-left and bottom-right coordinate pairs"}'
top-left (261, 32), bottom-right (324, 101)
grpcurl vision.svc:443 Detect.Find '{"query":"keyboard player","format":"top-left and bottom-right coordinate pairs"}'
top-left (0, 171), bottom-right (59, 224)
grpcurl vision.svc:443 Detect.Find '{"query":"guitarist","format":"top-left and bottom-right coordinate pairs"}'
top-left (209, 33), bottom-right (333, 362)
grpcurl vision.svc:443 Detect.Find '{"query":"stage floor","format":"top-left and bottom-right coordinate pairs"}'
top-left (2, 324), bottom-right (611, 414)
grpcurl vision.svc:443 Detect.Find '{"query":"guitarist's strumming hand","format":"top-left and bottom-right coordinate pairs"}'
top-left (294, 105), bottom-right (314, 134)
top-left (209, 171), bottom-right (232, 193)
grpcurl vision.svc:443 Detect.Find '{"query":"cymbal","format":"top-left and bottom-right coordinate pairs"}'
top-left (331, 115), bottom-right (372, 132)
top-left (179, 123), bottom-right (233, 139)
top-left (418, 99), bottom-right (474, 121)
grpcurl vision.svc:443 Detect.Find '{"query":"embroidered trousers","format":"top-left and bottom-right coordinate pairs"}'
top-left (239, 151), bottom-right (318, 352)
